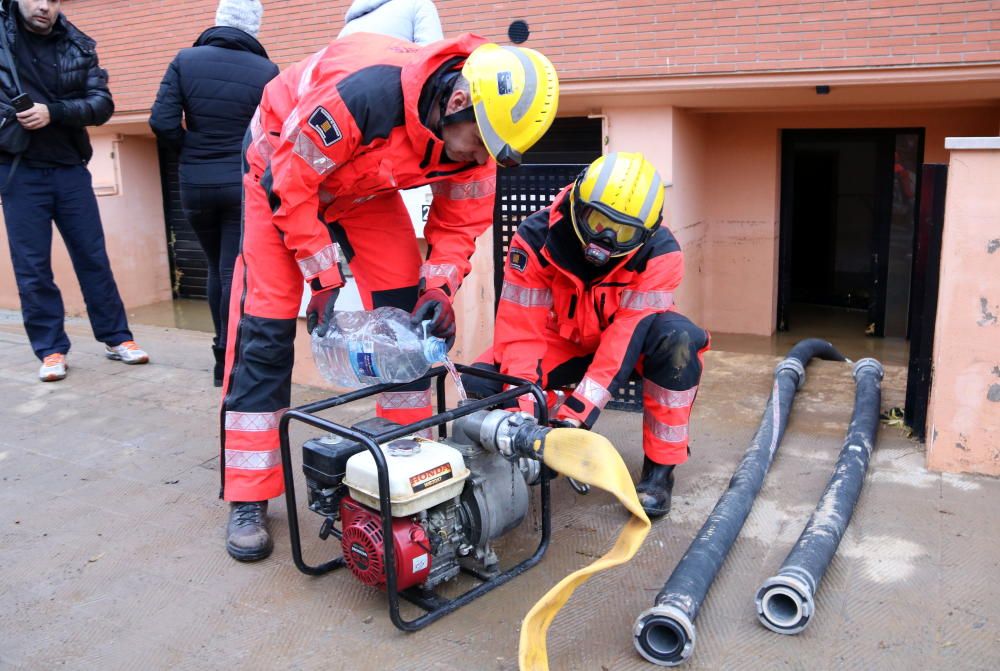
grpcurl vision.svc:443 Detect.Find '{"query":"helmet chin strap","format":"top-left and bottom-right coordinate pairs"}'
top-left (442, 105), bottom-right (476, 126)
top-left (437, 69), bottom-right (476, 127)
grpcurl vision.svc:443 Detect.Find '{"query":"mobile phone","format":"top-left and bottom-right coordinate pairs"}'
top-left (11, 93), bottom-right (33, 113)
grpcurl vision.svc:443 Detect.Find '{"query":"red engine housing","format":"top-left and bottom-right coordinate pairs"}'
top-left (340, 496), bottom-right (431, 590)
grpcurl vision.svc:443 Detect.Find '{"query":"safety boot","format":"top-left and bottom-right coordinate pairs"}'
top-left (226, 501), bottom-right (273, 561)
top-left (635, 457), bottom-right (675, 519)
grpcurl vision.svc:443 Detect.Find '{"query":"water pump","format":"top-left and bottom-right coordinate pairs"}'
top-left (301, 409), bottom-right (548, 597)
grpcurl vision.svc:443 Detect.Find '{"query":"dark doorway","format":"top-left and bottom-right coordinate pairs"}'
top-left (778, 129), bottom-right (923, 339)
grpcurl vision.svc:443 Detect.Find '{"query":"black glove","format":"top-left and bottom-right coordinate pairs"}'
top-left (550, 418), bottom-right (583, 429)
top-left (306, 287), bottom-right (339, 337)
top-left (411, 287), bottom-right (456, 349)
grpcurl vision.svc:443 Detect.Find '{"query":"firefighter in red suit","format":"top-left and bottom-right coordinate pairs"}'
top-left (462, 153), bottom-right (710, 519)
top-left (222, 33), bottom-right (559, 561)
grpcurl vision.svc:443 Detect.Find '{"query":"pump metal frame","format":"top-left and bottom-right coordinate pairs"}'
top-left (278, 363), bottom-right (551, 632)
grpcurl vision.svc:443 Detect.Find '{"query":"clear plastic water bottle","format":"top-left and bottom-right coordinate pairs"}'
top-left (311, 307), bottom-right (448, 388)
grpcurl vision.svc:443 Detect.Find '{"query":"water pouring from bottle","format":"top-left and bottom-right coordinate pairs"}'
top-left (440, 355), bottom-right (467, 403)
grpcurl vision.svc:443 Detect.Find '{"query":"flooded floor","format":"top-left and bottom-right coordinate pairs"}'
top-left (127, 298), bottom-right (215, 335)
top-left (711, 303), bottom-right (911, 368)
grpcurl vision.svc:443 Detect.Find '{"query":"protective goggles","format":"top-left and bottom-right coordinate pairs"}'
top-left (573, 200), bottom-right (658, 255)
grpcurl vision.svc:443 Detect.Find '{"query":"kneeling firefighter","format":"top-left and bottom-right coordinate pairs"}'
top-left (462, 153), bottom-right (710, 518)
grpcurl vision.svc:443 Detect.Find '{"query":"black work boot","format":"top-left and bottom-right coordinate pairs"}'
top-left (635, 457), bottom-right (675, 519)
top-left (226, 501), bottom-right (273, 561)
top-left (212, 346), bottom-right (226, 388)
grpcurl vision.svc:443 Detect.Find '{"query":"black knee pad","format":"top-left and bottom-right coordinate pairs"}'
top-left (643, 313), bottom-right (708, 387)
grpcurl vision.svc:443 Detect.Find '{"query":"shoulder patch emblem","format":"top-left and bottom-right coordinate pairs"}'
top-left (509, 247), bottom-right (528, 272)
top-left (308, 107), bottom-right (342, 147)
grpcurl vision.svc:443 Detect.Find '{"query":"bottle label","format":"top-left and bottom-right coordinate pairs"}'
top-left (348, 340), bottom-right (379, 379)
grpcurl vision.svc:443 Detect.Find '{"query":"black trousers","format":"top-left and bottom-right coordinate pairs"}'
top-left (0, 163), bottom-right (131, 359)
top-left (180, 183), bottom-right (242, 352)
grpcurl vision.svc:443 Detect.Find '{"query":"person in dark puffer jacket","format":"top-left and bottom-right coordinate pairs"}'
top-left (0, 0), bottom-right (150, 383)
top-left (149, 0), bottom-right (278, 386)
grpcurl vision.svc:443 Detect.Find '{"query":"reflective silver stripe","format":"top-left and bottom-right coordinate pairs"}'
top-left (638, 172), bottom-right (663, 223)
top-left (431, 176), bottom-right (497, 201)
top-left (378, 390), bottom-right (432, 409)
top-left (249, 108), bottom-right (263, 143)
top-left (225, 410), bottom-right (286, 432)
top-left (500, 281), bottom-right (553, 308)
top-left (591, 152), bottom-right (618, 202)
top-left (298, 49), bottom-right (325, 97)
top-left (249, 108), bottom-right (274, 162)
top-left (280, 106), bottom-right (302, 142)
top-left (643, 413), bottom-right (689, 443)
top-left (620, 290), bottom-right (673, 311)
top-left (575, 376), bottom-right (612, 410)
top-left (225, 448), bottom-right (282, 470)
top-left (293, 131), bottom-right (337, 176)
top-left (473, 100), bottom-right (519, 165)
top-left (420, 263), bottom-right (461, 291)
top-left (298, 244), bottom-right (339, 278)
top-left (643, 381), bottom-right (698, 409)
top-left (502, 46), bottom-right (538, 124)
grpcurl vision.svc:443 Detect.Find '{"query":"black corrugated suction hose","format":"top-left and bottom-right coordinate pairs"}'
top-left (754, 357), bottom-right (883, 634)
top-left (632, 339), bottom-right (847, 667)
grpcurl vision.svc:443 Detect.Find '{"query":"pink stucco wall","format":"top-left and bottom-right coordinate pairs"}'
top-left (668, 108), bottom-right (709, 326)
top-left (926, 140), bottom-right (1000, 476)
top-left (602, 105), bottom-right (708, 326)
top-left (0, 132), bottom-right (173, 315)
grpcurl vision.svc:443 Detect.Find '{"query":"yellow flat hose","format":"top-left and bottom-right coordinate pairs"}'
top-left (518, 428), bottom-right (651, 671)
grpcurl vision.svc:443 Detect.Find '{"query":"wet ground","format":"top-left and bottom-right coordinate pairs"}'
top-left (1, 312), bottom-right (996, 670)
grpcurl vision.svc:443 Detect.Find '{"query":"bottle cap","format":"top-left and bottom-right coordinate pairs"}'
top-left (423, 336), bottom-right (448, 363)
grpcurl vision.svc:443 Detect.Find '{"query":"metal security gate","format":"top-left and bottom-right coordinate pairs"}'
top-left (158, 146), bottom-right (209, 299)
top-left (904, 163), bottom-right (948, 441)
top-left (492, 164), bottom-right (643, 412)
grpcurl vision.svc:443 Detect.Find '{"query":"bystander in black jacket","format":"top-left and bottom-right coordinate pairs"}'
top-left (149, 20), bottom-right (277, 386)
top-left (0, 0), bottom-right (113, 165)
top-left (0, 0), bottom-right (146, 373)
top-left (149, 26), bottom-right (277, 186)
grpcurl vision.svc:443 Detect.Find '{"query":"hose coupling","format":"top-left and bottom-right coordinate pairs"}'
top-left (633, 603), bottom-right (696, 666)
top-left (852, 357), bottom-right (885, 381)
top-left (775, 357), bottom-right (807, 389)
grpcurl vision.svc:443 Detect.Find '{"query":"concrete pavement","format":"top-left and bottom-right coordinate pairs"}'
top-left (1, 314), bottom-right (997, 670)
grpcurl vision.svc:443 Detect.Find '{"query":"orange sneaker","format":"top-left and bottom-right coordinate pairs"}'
top-left (105, 340), bottom-right (149, 365)
top-left (39, 353), bottom-right (67, 382)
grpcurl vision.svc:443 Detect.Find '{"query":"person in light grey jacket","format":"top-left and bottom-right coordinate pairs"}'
top-left (338, 0), bottom-right (442, 45)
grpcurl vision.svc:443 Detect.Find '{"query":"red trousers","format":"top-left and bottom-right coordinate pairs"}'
top-left (219, 167), bottom-right (432, 502)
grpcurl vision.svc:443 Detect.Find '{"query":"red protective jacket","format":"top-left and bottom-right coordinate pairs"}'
top-left (494, 187), bottom-right (685, 426)
top-left (247, 33), bottom-right (497, 295)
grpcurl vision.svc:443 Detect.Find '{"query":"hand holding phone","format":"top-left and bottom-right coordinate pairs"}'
top-left (12, 93), bottom-right (33, 113)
